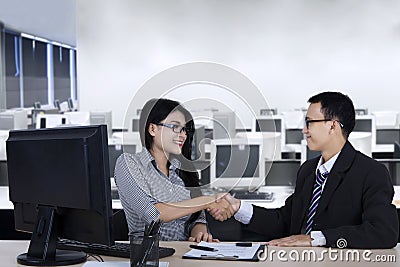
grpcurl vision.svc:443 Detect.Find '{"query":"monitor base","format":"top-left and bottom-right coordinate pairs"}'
top-left (17, 250), bottom-right (86, 266)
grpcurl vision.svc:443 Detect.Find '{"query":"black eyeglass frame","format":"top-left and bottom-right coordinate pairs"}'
top-left (153, 122), bottom-right (194, 135)
top-left (304, 119), bottom-right (344, 129)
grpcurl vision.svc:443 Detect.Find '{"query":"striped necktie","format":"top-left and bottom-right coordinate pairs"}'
top-left (305, 169), bottom-right (329, 235)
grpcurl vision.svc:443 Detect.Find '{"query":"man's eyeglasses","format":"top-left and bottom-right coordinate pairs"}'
top-left (154, 122), bottom-right (194, 135)
top-left (304, 119), bottom-right (344, 129)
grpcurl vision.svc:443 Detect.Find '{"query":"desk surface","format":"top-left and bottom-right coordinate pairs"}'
top-left (0, 241), bottom-right (399, 267)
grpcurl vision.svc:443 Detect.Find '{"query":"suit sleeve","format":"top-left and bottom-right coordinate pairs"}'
top-left (322, 163), bottom-right (399, 249)
top-left (242, 161), bottom-right (312, 240)
top-left (243, 195), bottom-right (294, 240)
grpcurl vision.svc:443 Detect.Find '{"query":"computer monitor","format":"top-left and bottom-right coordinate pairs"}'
top-left (67, 98), bottom-right (75, 112)
top-left (265, 160), bottom-right (300, 186)
top-left (33, 102), bottom-right (41, 109)
top-left (212, 111), bottom-right (236, 140)
top-left (376, 129), bottom-right (400, 145)
top-left (131, 117), bottom-right (140, 132)
top-left (0, 160), bottom-right (7, 186)
top-left (372, 111), bottom-right (399, 129)
top-left (90, 110), bottom-right (112, 138)
top-left (300, 139), bottom-right (321, 164)
top-left (210, 138), bottom-right (265, 191)
top-left (285, 129), bottom-right (304, 144)
top-left (235, 131), bottom-right (281, 160)
top-left (192, 126), bottom-right (206, 160)
top-left (0, 110), bottom-right (28, 130)
top-left (355, 108), bottom-right (368, 116)
top-left (254, 116), bottom-right (285, 150)
top-left (349, 132), bottom-right (373, 157)
top-left (260, 108), bottom-right (277, 116)
top-left (352, 115), bottom-right (376, 152)
top-left (54, 99), bottom-right (61, 111)
top-left (394, 142), bottom-right (400, 159)
top-left (6, 125), bottom-right (113, 266)
top-left (282, 111), bottom-right (304, 145)
top-left (35, 114), bottom-right (68, 129)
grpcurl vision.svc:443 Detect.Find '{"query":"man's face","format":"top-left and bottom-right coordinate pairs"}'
top-left (303, 102), bottom-right (334, 151)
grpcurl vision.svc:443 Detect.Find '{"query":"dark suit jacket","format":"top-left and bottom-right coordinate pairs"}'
top-left (244, 141), bottom-right (399, 248)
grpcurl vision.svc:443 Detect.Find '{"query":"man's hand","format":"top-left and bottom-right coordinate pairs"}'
top-left (268, 234), bottom-right (312, 247)
top-left (207, 193), bottom-right (241, 221)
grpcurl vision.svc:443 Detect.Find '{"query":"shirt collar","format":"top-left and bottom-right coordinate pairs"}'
top-left (139, 148), bottom-right (180, 171)
top-left (316, 151), bottom-right (341, 175)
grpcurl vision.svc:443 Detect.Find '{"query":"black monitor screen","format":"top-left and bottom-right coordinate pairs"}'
top-left (265, 160), bottom-right (300, 186)
top-left (132, 118), bottom-right (140, 132)
top-left (256, 119), bottom-right (281, 132)
top-left (353, 119), bottom-right (372, 132)
top-left (376, 129), bottom-right (400, 145)
top-left (216, 145), bottom-right (259, 178)
top-left (6, 125), bottom-right (113, 265)
top-left (286, 129), bottom-right (304, 144)
top-left (0, 161), bottom-right (7, 186)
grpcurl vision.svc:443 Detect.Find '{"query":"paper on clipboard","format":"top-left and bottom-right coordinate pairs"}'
top-left (183, 241), bottom-right (262, 261)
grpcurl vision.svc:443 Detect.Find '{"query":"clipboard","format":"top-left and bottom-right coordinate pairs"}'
top-left (182, 241), bottom-right (265, 262)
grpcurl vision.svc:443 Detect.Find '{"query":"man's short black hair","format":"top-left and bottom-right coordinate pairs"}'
top-left (308, 91), bottom-right (355, 139)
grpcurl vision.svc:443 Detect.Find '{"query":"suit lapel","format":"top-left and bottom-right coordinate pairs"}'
top-left (317, 171), bottom-right (344, 212)
top-left (316, 141), bottom-right (356, 214)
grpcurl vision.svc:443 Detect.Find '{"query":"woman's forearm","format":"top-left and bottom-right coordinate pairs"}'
top-left (154, 196), bottom-right (215, 222)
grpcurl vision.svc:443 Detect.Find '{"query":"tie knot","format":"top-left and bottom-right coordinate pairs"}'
top-left (316, 170), bottom-right (329, 185)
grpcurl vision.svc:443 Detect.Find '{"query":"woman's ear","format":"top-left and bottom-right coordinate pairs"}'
top-left (148, 123), bottom-right (157, 137)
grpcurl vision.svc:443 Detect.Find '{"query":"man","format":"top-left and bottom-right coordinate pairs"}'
top-left (212, 91), bottom-right (399, 248)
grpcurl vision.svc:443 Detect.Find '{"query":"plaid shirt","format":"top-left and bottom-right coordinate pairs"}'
top-left (114, 148), bottom-right (207, 241)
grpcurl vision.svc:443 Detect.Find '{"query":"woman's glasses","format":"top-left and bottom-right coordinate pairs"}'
top-left (154, 122), bottom-right (194, 135)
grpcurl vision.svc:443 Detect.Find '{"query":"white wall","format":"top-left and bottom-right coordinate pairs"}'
top-left (76, 0), bottom-right (400, 129)
top-left (0, 0), bottom-right (76, 46)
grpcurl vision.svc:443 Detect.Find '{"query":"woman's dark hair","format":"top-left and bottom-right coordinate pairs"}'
top-left (308, 91), bottom-right (355, 139)
top-left (139, 98), bottom-right (201, 225)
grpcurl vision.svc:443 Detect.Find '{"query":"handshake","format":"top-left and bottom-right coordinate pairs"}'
top-left (206, 193), bottom-right (241, 221)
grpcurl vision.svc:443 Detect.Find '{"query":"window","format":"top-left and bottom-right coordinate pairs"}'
top-left (5, 31), bottom-right (21, 108)
top-left (53, 45), bottom-right (70, 102)
top-left (22, 37), bottom-right (48, 107)
top-left (2, 28), bottom-right (77, 109)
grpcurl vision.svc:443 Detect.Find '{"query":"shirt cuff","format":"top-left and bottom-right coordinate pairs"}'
top-left (233, 201), bottom-right (253, 224)
top-left (311, 231), bottom-right (327, 247)
top-left (142, 203), bottom-right (160, 224)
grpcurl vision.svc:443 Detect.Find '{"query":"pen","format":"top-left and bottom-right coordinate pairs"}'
top-left (200, 255), bottom-right (239, 260)
top-left (236, 242), bottom-right (252, 247)
top-left (189, 244), bottom-right (218, 252)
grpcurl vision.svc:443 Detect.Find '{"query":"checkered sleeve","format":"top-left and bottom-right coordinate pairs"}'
top-left (114, 153), bottom-right (160, 225)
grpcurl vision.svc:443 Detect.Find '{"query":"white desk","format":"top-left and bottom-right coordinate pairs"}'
top-left (0, 240), bottom-right (399, 267)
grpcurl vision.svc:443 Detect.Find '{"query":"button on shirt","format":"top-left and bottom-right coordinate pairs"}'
top-left (234, 152), bottom-right (341, 246)
top-left (114, 148), bottom-right (206, 241)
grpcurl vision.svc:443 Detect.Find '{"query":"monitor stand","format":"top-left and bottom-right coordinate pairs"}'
top-left (17, 206), bottom-right (87, 266)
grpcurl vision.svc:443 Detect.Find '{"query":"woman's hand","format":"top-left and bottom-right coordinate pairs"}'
top-left (189, 223), bottom-right (219, 243)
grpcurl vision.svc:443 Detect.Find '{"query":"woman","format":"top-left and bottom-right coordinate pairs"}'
top-left (115, 98), bottom-right (232, 242)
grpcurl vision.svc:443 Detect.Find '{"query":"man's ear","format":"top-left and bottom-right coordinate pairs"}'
top-left (148, 123), bottom-right (157, 137)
